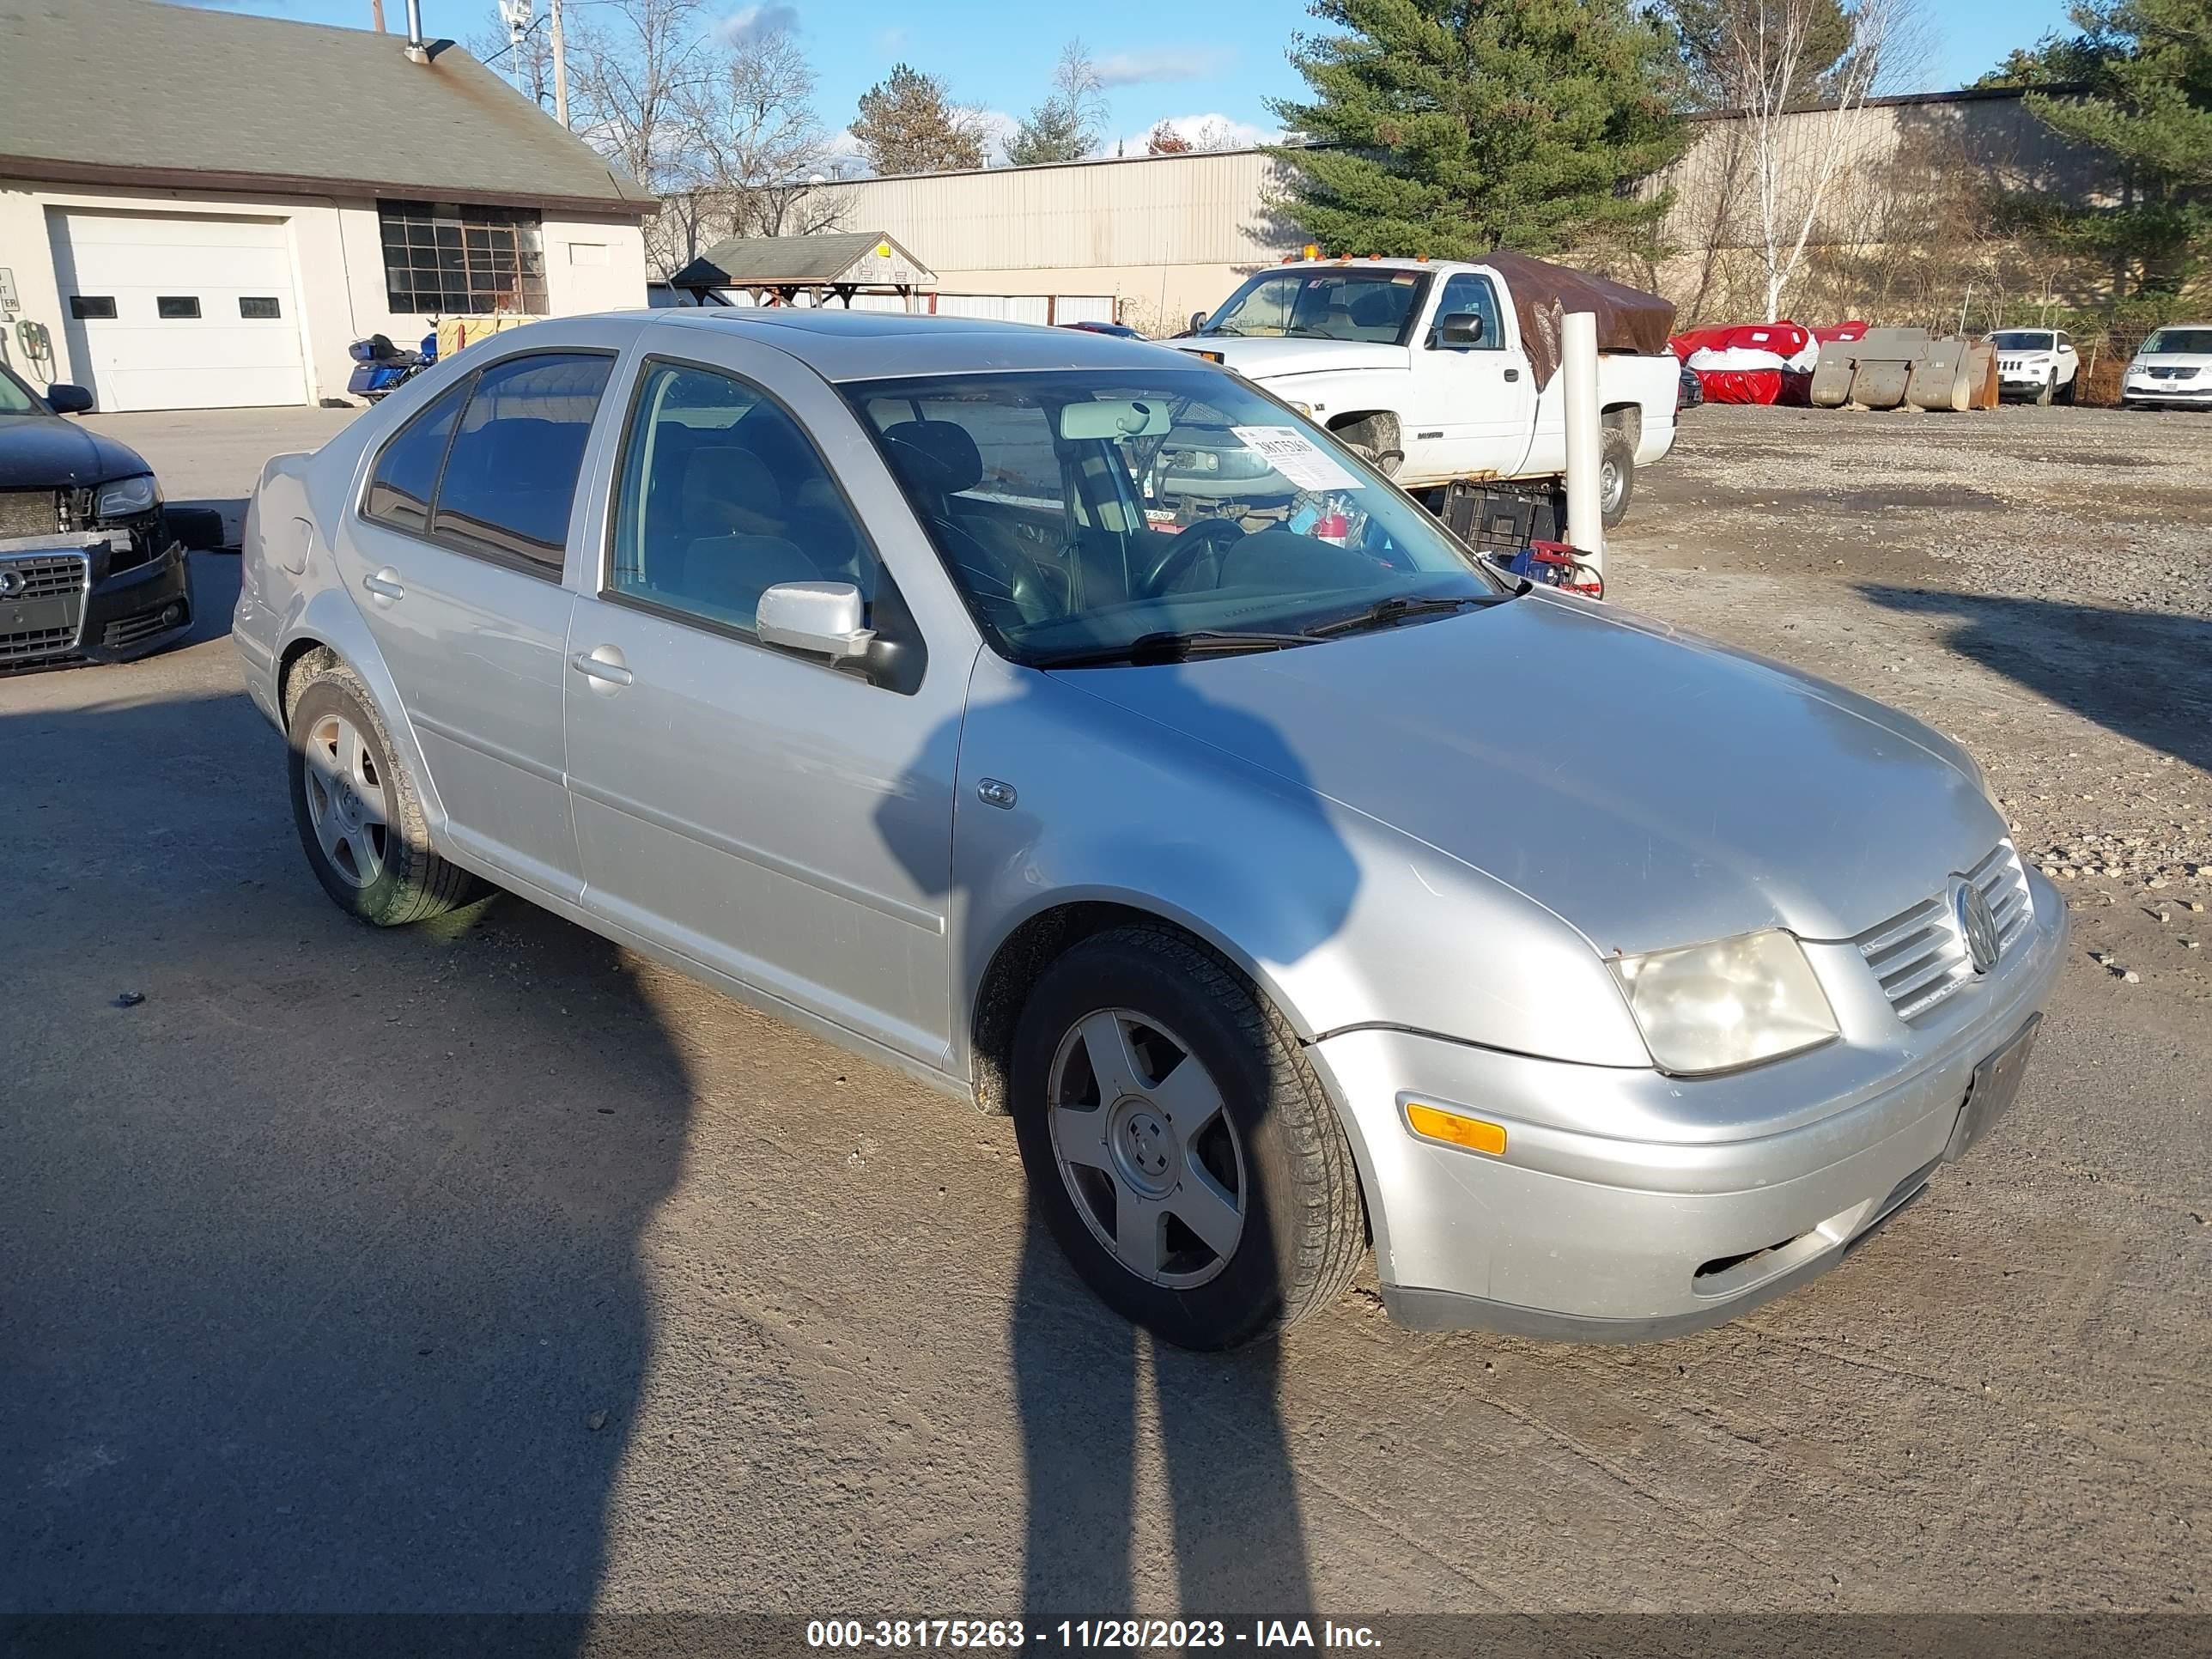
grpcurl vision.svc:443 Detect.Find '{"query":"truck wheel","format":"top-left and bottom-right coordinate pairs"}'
top-left (1600, 427), bottom-right (1635, 528)
top-left (1346, 441), bottom-right (1403, 479)
top-left (288, 659), bottom-right (486, 926)
top-left (1010, 925), bottom-right (1367, 1351)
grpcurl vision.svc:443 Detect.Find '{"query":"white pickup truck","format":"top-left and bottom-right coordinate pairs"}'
top-left (1165, 254), bottom-right (1679, 528)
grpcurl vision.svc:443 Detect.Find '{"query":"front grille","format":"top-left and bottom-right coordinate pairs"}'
top-left (2148, 366), bottom-right (2200, 381)
top-left (102, 604), bottom-right (179, 649)
top-left (0, 489), bottom-right (62, 539)
top-left (2, 552), bottom-right (91, 600)
top-left (1855, 842), bottom-right (2033, 1022)
top-left (0, 623), bottom-right (80, 665)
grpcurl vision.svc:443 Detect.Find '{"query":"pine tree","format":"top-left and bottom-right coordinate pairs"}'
top-left (1267, 0), bottom-right (1690, 258)
top-left (2009, 0), bottom-right (2212, 294)
top-left (852, 64), bottom-right (988, 175)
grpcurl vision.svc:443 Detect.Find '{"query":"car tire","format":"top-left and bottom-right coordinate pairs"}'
top-left (2057, 374), bottom-right (2077, 405)
top-left (2035, 374), bottom-right (2054, 406)
top-left (1346, 441), bottom-right (1404, 478)
top-left (1600, 425), bottom-right (1635, 528)
top-left (1009, 924), bottom-right (1367, 1351)
top-left (287, 659), bottom-right (485, 926)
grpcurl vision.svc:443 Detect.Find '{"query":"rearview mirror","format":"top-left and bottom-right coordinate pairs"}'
top-left (756, 580), bottom-right (873, 661)
top-left (46, 383), bottom-right (94, 415)
top-left (1188, 311), bottom-right (1208, 332)
top-left (1059, 398), bottom-right (1172, 440)
top-left (1432, 312), bottom-right (1484, 348)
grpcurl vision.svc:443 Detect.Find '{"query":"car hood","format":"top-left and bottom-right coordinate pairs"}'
top-left (1053, 592), bottom-right (2005, 955)
top-left (0, 413), bottom-right (150, 489)
top-left (1167, 337), bottom-right (1408, 380)
top-left (2129, 352), bottom-right (2212, 372)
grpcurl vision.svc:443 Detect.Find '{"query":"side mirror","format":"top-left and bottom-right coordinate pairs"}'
top-left (46, 383), bottom-right (94, 415)
top-left (165, 505), bottom-right (226, 551)
top-left (757, 580), bottom-right (873, 661)
top-left (1188, 311), bottom-right (1209, 332)
top-left (1431, 312), bottom-right (1484, 348)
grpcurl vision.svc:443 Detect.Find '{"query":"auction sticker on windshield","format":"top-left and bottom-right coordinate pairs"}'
top-left (1231, 425), bottom-right (1364, 493)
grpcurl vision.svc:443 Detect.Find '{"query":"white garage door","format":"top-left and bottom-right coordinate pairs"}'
top-left (46, 210), bottom-right (307, 411)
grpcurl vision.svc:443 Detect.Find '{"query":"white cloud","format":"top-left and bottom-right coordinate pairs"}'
top-left (873, 26), bottom-right (908, 54)
top-left (1112, 112), bottom-right (1275, 156)
top-left (716, 3), bottom-right (799, 47)
top-left (974, 107), bottom-right (1023, 167)
top-left (1094, 47), bottom-right (1235, 88)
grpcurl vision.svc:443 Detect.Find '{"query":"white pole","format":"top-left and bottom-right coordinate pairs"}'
top-left (1561, 309), bottom-right (1604, 582)
top-left (550, 0), bottom-right (570, 129)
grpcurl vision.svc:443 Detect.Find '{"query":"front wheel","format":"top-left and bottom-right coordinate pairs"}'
top-left (1010, 926), bottom-right (1367, 1351)
top-left (1599, 426), bottom-right (1635, 528)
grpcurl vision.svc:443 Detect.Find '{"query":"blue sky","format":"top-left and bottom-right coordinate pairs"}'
top-left (185, 0), bottom-right (2081, 155)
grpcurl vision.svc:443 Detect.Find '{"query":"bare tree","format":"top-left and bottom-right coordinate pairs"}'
top-left (566, 0), bottom-right (714, 270)
top-left (687, 27), bottom-right (845, 239)
top-left (467, 2), bottom-right (555, 110)
top-left (1711, 0), bottom-right (1925, 318)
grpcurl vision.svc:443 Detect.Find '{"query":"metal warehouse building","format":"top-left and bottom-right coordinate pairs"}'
top-left (0, 0), bottom-right (653, 411)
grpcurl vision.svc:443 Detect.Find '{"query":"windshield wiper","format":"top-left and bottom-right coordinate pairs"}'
top-left (1303, 593), bottom-right (1493, 638)
top-left (1031, 629), bottom-right (1316, 669)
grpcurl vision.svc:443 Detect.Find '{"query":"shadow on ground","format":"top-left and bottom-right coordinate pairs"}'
top-left (1858, 585), bottom-right (2212, 772)
top-left (1, 685), bottom-right (690, 1626)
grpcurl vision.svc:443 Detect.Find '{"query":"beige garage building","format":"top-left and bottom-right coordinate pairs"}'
top-left (0, 0), bottom-right (653, 411)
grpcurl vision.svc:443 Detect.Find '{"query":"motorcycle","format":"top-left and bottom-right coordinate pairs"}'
top-left (346, 328), bottom-right (438, 402)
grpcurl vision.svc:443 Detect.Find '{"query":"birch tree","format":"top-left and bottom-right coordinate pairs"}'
top-left (1705, 0), bottom-right (1923, 318)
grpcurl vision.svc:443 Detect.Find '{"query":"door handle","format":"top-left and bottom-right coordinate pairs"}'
top-left (1503, 368), bottom-right (1521, 382)
top-left (362, 568), bottom-right (404, 602)
top-left (570, 647), bottom-right (633, 690)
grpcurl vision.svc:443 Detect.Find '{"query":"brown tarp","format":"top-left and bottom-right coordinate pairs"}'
top-left (1482, 252), bottom-right (1676, 392)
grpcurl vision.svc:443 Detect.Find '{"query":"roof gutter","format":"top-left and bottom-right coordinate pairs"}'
top-left (0, 154), bottom-right (659, 219)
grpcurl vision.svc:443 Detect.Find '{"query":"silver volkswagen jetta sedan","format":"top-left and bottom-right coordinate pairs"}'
top-left (234, 309), bottom-right (2064, 1351)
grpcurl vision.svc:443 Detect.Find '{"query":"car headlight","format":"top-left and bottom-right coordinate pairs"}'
top-left (94, 474), bottom-right (158, 518)
top-left (1611, 929), bottom-right (1838, 1075)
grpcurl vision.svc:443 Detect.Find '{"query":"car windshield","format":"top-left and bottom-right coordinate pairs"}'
top-left (0, 367), bottom-right (43, 416)
top-left (1201, 270), bottom-right (1429, 344)
top-left (1990, 331), bottom-right (2054, 351)
top-left (845, 368), bottom-right (1503, 666)
top-left (2142, 328), bottom-right (2212, 356)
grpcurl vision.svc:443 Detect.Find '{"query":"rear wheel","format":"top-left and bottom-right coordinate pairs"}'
top-left (2057, 373), bottom-right (2077, 405)
top-left (288, 659), bottom-right (484, 925)
top-left (1010, 926), bottom-right (1367, 1350)
top-left (1599, 426), bottom-right (1635, 527)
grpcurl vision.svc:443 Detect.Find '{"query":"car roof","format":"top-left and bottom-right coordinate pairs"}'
top-left (648, 306), bottom-right (1184, 383)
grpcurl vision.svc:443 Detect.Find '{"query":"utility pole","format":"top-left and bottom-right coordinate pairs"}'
top-left (370, 0), bottom-right (385, 29)
top-left (550, 0), bottom-right (570, 129)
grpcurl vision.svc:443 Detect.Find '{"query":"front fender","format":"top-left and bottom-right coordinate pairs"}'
top-left (950, 656), bottom-right (1650, 1074)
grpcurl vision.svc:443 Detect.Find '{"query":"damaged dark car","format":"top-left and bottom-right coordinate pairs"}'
top-left (1, 363), bottom-right (220, 671)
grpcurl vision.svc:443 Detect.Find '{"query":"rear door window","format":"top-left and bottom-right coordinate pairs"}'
top-left (362, 380), bottom-right (469, 534)
top-left (429, 352), bottom-right (614, 571)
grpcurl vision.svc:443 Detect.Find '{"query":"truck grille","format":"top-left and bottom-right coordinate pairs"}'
top-left (0, 489), bottom-right (63, 539)
top-left (1855, 842), bottom-right (2033, 1022)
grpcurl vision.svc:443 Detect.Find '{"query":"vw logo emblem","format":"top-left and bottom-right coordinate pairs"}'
top-left (1954, 878), bottom-right (2001, 975)
top-left (0, 568), bottom-right (23, 598)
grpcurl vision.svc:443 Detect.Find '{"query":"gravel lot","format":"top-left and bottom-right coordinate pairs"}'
top-left (4, 402), bottom-right (2207, 1626)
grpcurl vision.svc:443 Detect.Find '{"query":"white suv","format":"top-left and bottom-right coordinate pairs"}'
top-left (1990, 329), bottom-right (2078, 404)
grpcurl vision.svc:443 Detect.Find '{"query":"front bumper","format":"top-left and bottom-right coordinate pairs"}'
top-left (2123, 380), bottom-right (2210, 405)
top-left (1, 532), bottom-right (195, 671)
top-left (1309, 869), bottom-right (2067, 1340)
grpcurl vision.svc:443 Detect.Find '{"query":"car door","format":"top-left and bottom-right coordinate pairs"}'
top-left (344, 344), bottom-right (620, 902)
top-left (1405, 270), bottom-right (1536, 481)
top-left (562, 343), bottom-right (975, 1070)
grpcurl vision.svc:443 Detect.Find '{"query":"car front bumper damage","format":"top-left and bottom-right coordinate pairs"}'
top-left (0, 528), bottom-right (194, 671)
top-left (1308, 870), bottom-right (2068, 1340)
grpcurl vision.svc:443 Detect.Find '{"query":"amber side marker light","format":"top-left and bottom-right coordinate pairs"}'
top-left (1405, 1102), bottom-right (1508, 1157)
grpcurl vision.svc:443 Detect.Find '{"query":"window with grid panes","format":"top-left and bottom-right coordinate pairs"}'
top-left (377, 201), bottom-right (550, 316)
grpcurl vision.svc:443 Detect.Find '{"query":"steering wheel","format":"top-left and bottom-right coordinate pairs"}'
top-left (1138, 516), bottom-right (1247, 599)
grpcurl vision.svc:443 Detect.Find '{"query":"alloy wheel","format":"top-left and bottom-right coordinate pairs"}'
top-left (1047, 1008), bottom-right (1248, 1288)
top-left (300, 712), bottom-right (389, 889)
